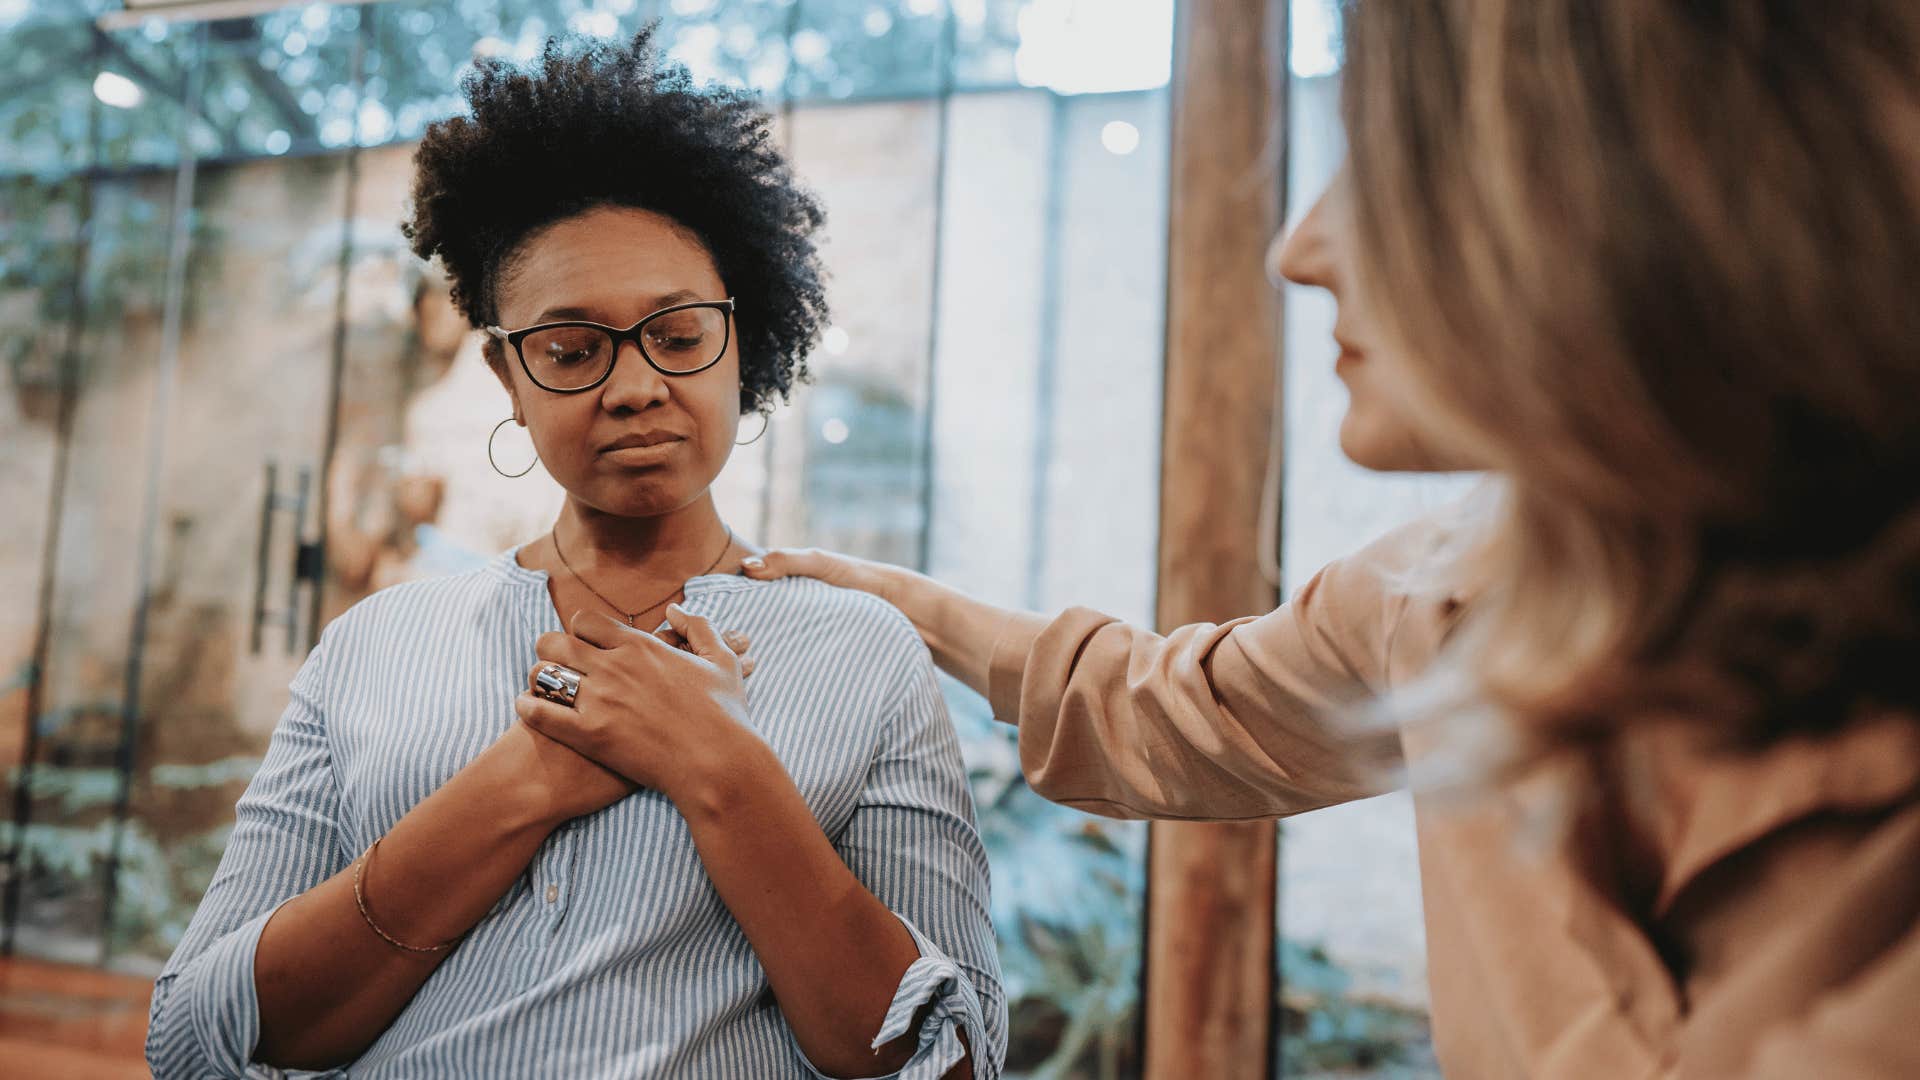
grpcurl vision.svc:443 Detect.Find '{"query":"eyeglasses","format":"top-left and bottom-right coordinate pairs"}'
top-left (485, 297), bottom-right (736, 393)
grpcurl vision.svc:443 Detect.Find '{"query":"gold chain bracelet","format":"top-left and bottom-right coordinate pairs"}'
top-left (351, 837), bottom-right (462, 955)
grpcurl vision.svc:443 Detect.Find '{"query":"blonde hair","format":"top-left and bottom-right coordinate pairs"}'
top-left (1341, 1), bottom-right (1920, 747)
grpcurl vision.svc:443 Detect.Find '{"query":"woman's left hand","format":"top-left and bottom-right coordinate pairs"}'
top-left (516, 605), bottom-right (757, 802)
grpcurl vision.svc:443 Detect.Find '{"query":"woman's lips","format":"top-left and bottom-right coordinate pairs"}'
top-left (600, 440), bottom-right (682, 466)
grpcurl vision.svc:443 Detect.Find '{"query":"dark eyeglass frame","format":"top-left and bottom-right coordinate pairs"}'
top-left (484, 297), bottom-right (737, 394)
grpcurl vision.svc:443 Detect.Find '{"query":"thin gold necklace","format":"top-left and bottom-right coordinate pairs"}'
top-left (552, 525), bottom-right (734, 627)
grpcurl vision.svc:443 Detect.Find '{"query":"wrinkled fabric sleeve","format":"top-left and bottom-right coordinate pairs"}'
top-left (146, 627), bottom-right (350, 1079)
top-left (792, 652), bottom-right (1006, 1080)
top-left (987, 519), bottom-right (1446, 822)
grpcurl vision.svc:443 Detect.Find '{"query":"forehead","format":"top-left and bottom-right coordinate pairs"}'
top-left (498, 206), bottom-right (724, 324)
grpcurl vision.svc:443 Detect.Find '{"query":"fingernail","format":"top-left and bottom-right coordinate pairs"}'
top-left (741, 557), bottom-right (764, 570)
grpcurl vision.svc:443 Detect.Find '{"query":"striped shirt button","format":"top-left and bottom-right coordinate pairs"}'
top-left (545, 883), bottom-right (559, 904)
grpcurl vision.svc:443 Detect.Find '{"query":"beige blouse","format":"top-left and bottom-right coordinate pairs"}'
top-left (988, 518), bottom-right (1920, 1078)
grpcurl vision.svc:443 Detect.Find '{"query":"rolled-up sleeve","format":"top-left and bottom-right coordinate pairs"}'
top-left (146, 628), bottom-right (349, 1079)
top-left (801, 652), bottom-right (1006, 1080)
top-left (987, 518), bottom-right (1451, 822)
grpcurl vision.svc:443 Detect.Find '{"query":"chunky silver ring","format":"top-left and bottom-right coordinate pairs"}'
top-left (530, 663), bottom-right (584, 708)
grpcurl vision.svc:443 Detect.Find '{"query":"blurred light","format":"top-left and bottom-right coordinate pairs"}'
top-left (669, 23), bottom-right (724, 84)
top-left (1100, 120), bottom-right (1140, 155)
top-left (357, 100), bottom-right (393, 143)
top-left (0, 0), bottom-right (28, 26)
top-left (140, 17), bottom-right (168, 42)
top-left (1015, 0), bottom-right (1173, 95)
top-left (264, 130), bottom-right (292, 155)
top-left (92, 71), bottom-right (144, 109)
top-left (670, 0), bottom-right (715, 15)
top-left (320, 117), bottom-right (354, 147)
top-left (863, 8), bottom-right (892, 37)
top-left (791, 29), bottom-right (830, 66)
top-left (283, 30), bottom-right (308, 56)
top-left (302, 5), bottom-right (330, 32)
top-left (1289, 0), bottom-right (1342, 78)
top-left (821, 418), bottom-right (851, 445)
top-left (299, 89), bottom-right (324, 115)
top-left (571, 11), bottom-right (619, 38)
top-left (906, 0), bottom-right (939, 15)
top-left (474, 36), bottom-right (508, 58)
top-left (822, 326), bottom-right (850, 355)
top-left (605, 0), bottom-right (637, 13)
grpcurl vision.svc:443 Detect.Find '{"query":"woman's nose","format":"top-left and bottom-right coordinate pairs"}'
top-left (601, 340), bottom-right (671, 412)
top-left (1272, 194), bottom-right (1333, 291)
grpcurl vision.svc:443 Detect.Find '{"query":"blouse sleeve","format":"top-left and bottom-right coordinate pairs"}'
top-left (145, 626), bottom-right (351, 1080)
top-left (793, 651), bottom-right (1007, 1080)
top-left (987, 518), bottom-right (1448, 822)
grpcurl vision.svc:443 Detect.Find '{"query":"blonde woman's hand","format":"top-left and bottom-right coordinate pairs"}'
top-left (515, 607), bottom-right (759, 804)
top-left (739, 547), bottom-right (901, 604)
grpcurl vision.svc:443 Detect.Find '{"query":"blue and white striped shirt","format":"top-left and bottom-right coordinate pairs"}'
top-left (146, 550), bottom-right (1006, 1079)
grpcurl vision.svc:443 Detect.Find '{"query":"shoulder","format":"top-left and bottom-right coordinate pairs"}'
top-left (706, 576), bottom-right (930, 684)
top-left (320, 561), bottom-right (519, 652)
top-left (714, 575), bottom-right (923, 647)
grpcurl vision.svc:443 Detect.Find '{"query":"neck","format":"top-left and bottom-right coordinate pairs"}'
top-left (553, 493), bottom-right (730, 576)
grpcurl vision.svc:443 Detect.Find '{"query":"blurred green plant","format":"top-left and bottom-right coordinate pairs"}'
top-left (1278, 938), bottom-right (1434, 1077)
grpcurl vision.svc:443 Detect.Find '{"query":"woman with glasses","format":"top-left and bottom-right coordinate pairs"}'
top-left (750, 2), bottom-right (1920, 1075)
top-left (147, 30), bottom-right (1004, 1080)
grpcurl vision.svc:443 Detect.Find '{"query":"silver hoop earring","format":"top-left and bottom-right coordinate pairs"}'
top-left (735, 411), bottom-right (771, 447)
top-left (488, 417), bottom-right (538, 478)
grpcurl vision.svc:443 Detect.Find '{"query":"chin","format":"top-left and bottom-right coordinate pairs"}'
top-left (572, 471), bottom-right (698, 519)
top-left (1339, 414), bottom-right (1432, 473)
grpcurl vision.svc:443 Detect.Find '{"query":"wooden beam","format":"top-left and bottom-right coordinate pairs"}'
top-left (1145, 0), bottom-right (1286, 1077)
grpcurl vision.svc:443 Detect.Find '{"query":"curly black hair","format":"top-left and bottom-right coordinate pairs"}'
top-left (403, 26), bottom-right (826, 414)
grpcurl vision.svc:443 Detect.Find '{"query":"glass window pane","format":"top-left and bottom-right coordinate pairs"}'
top-left (7, 170), bottom-right (180, 967)
top-left (0, 171), bottom-right (88, 947)
top-left (924, 85), bottom-right (1169, 1078)
top-left (106, 150), bottom-right (354, 964)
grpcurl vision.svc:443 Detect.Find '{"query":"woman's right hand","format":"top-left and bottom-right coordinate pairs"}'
top-left (740, 548), bottom-right (901, 604)
top-left (501, 626), bottom-right (757, 824)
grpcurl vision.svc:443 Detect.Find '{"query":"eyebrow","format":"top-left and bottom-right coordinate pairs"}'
top-left (532, 289), bottom-right (707, 325)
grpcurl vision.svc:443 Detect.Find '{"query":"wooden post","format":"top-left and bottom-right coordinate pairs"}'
top-left (1144, 0), bottom-right (1286, 1077)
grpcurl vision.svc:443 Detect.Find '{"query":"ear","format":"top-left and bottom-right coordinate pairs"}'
top-left (482, 338), bottom-right (525, 423)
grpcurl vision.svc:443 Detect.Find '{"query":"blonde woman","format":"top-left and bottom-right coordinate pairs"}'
top-left (747, 2), bottom-right (1920, 1076)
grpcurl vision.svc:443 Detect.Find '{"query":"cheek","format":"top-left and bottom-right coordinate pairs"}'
top-left (1335, 359), bottom-right (1418, 468)
top-left (522, 398), bottom-right (598, 461)
top-left (686, 358), bottom-right (743, 448)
